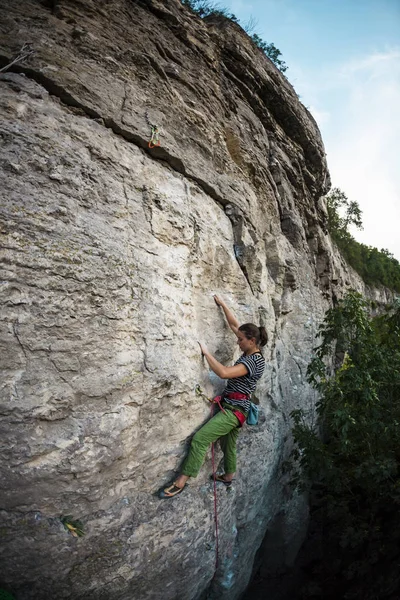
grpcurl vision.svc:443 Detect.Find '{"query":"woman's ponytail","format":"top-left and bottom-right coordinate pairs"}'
top-left (258, 326), bottom-right (268, 347)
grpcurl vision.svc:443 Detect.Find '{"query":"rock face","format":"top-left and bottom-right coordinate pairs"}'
top-left (0, 2), bottom-right (392, 599)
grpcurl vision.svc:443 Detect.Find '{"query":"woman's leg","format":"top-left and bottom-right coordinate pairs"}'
top-left (176, 409), bottom-right (239, 484)
top-left (219, 426), bottom-right (240, 480)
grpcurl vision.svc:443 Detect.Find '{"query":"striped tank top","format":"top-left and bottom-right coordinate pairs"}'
top-left (224, 352), bottom-right (265, 413)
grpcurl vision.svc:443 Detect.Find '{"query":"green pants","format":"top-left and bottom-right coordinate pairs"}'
top-left (181, 406), bottom-right (243, 477)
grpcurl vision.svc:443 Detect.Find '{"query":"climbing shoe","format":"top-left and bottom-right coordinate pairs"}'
top-left (210, 474), bottom-right (235, 487)
top-left (159, 482), bottom-right (187, 499)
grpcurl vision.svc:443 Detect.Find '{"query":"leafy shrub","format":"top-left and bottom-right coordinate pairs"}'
top-left (288, 292), bottom-right (400, 599)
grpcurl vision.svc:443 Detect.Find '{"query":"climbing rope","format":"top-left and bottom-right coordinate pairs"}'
top-left (195, 384), bottom-right (220, 571)
top-left (308, 275), bottom-right (318, 426)
top-left (211, 426), bottom-right (219, 571)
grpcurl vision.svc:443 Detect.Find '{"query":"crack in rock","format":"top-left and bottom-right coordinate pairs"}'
top-left (1, 66), bottom-right (259, 299)
top-left (0, 63), bottom-right (228, 208)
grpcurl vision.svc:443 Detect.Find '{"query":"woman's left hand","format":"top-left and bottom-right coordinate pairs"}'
top-left (198, 342), bottom-right (208, 356)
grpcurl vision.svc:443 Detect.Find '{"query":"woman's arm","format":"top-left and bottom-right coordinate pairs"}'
top-left (214, 295), bottom-right (240, 337)
top-left (198, 343), bottom-right (248, 379)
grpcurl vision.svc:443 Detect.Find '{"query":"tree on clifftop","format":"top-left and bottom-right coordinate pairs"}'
top-left (325, 187), bottom-right (363, 243)
top-left (325, 188), bottom-right (400, 292)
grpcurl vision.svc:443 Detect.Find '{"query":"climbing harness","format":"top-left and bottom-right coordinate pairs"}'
top-left (195, 385), bottom-right (248, 425)
top-left (145, 110), bottom-right (161, 148)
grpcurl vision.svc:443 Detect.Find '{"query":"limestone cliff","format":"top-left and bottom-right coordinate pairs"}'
top-left (0, 1), bottom-right (392, 599)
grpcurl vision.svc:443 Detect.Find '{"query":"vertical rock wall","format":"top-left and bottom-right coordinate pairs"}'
top-left (0, 1), bottom-right (391, 598)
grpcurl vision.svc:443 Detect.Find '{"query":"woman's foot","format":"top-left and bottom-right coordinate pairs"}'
top-left (159, 474), bottom-right (189, 499)
top-left (210, 474), bottom-right (235, 487)
top-left (174, 474), bottom-right (189, 488)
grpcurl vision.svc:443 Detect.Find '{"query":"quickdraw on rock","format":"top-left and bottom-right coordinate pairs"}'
top-left (145, 110), bottom-right (161, 148)
top-left (195, 384), bottom-right (226, 414)
top-left (148, 124), bottom-right (161, 148)
top-left (195, 384), bottom-right (212, 404)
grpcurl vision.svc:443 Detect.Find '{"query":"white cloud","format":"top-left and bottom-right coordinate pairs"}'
top-left (327, 50), bottom-right (400, 256)
top-left (338, 48), bottom-right (400, 77)
top-left (294, 49), bottom-right (400, 259)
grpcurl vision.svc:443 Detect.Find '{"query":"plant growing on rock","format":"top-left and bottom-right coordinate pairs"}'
top-left (181, 1), bottom-right (288, 72)
top-left (250, 36), bottom-right (287, 72)
top-left (61, 515), bottom-right (85, 538)
top-left (181, 0), bottom-right (238, 20)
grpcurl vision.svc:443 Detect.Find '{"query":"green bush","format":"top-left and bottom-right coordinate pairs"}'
top-left (288, 291), bottom-right (400, 599)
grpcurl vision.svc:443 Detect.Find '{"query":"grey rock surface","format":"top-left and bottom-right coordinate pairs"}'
top-left (0, 1), bottom-right (392, 599)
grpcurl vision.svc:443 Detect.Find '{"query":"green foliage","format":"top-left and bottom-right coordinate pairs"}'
top-left (181, 1), bottom-right (288, 72)
top-left (250, 36), bottom-right (288, 72)
top-left (181, 0), bottom-right (238, 20)
top-left (325, 188), bottom-right (400, 292)
top-left (325, 187), bottom-right (363, 243)
top-left (0, 590), bottom-right (15, 600)
top-left (289, 291), bottom-right (400, 599)
top-left (61, 515), bottom-right (85, 537)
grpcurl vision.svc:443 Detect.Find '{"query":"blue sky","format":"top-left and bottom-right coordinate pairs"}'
top-left (222, 0), bottom-right (400, 259)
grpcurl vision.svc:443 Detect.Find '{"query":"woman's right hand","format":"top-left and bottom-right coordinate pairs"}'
top-left (198, 341), bottom-right (208, 356)
top-left (214, 294), bottom-right (239, 333)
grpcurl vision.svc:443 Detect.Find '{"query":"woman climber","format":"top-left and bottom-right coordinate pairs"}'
top-left (159, 295), bottom-right (267, 499)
